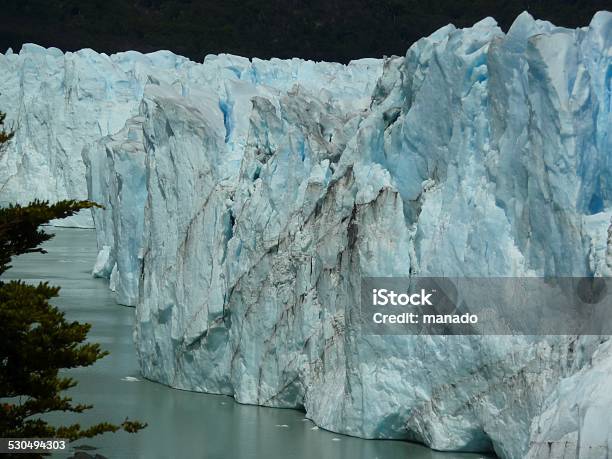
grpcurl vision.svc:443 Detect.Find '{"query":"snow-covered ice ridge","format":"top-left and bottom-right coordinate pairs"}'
top-left (2, 11), bottom-right (612, 458)
top-left (0, 43), bottom-right (379, 227)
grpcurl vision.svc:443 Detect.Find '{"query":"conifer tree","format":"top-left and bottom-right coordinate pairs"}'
top-left (0, 112), bottom-right (145, 447)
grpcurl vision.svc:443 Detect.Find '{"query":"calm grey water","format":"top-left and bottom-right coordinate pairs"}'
top-left (4, 228), bottom-right (494, 459)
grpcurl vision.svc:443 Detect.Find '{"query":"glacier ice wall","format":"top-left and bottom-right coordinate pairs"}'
top-left (0, 45), bottom-right (170, 226)
top-left (83, 116), bottom-right (147, 305)
top-left (526, 339), bottom-right (612, 458)
top-left (133, 12), bottom-right (611, 459)
top-left (0, 44), bottom-right (378, 226)
top-left (2, 10), bottom-right (612, 459)
top-left (80, 53), bottom-right (381, 304)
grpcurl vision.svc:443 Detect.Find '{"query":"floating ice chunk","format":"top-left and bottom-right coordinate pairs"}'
top-left (92, 245), bottom-right (113, 278)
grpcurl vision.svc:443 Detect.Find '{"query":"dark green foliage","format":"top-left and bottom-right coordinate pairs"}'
top-left (0, 115), bottom-right (145, 450)
top-left (0, 0), bottom-right (608, 63)
top-left (0, 200), bottom-right (100, 276)
top-left (0, 112), bottom-right (13, 146)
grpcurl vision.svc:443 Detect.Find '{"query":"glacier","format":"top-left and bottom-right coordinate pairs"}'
top-left (1, 10), bottom-right (612, 459)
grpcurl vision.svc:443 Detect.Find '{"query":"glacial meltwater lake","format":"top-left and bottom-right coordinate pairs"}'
top-left (5, 228), bottom-right (495, 459)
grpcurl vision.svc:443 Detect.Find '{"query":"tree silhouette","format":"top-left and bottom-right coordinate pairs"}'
top-left (0, 112), bottom-right (145, 454)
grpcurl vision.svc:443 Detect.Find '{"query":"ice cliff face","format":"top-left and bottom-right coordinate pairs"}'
top-left (527, 339), bottom-right (612, 459)
top-left (83, 116), bottom-right (147, 305)
top-left (2, 10), bottom-right (612, 459)
top-left (0, 45), bottom-right (164, 226)
top-left (78, 53), bottom-right (381, 304)
top-left (0, 45), bottom-right (376, 226)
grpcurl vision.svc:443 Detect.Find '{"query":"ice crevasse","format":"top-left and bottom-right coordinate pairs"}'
top-left (1, 11), bottom-right (612, 459)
